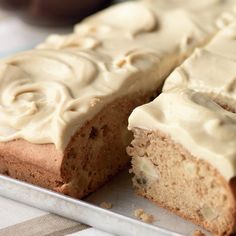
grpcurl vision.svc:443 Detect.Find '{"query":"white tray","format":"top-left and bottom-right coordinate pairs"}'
top-left (0, 171), bottom-right (208, 236)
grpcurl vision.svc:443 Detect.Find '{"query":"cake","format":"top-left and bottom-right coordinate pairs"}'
top-left (0, 0), bottom-right (235, 199)
top-left (128, 23), bottom-right (236, 235)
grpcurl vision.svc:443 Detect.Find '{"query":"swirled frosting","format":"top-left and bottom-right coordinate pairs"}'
top-left (0, 48), bottom-right (166, 150)
top-left (129, 23), bottom-right (236, 180)
top-left (1, 0), bottom-right (236, 150)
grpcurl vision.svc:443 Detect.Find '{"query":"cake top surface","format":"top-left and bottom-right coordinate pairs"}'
top-left (0, 0), bottom-right (235, 150)
top-left (129, 23), bottom-right (236, 181)
top-left (164, 23), bottom-right (236, 103)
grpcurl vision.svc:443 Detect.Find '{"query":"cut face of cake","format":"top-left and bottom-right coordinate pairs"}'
top-left (128, 24), bottom-right (236, 235)
top-left (0, 0), bottom-right (236, 199)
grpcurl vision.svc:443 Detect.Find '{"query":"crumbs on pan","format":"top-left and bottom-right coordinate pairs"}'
top-left (100, 201), bottom-right (113, 209)
top-left (193, 229), bottom-right (205, 236)
top-left (134, 208), bottom-right (154, 223)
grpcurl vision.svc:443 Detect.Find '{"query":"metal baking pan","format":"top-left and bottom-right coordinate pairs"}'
top-left (0, 171), bottom-right (208, 236)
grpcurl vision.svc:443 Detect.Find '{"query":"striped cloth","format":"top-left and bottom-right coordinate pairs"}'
top-left (0, 8), bottom-right (114, 236)
top-left (0, 196), bottom-right (114, 236)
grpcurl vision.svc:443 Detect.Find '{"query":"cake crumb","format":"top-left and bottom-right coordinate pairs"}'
top-left (193, 229), bottom-right (205, 236)
top-left (134, 208), bottom-right (144, 218)
top-left (134, 208), bottom-right (154, 223)
top-left (100, 201), bottom-right (112, 209)
top-left (90, 97), bottom-right (101, 107)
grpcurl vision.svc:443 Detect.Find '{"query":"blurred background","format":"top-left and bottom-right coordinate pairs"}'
top-left (0, 0), bottom-right (114, 26)
top-left (0, 0), bottom-right (123, 57)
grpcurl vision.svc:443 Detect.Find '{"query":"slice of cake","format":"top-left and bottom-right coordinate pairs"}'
top-left (128, 24), bottom-right (236, 235)
top-left (0, 0), bottom-right (235, 199)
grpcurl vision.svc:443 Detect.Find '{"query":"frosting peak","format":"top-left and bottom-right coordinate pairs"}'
top-left (74, 2), bottom-right (158, 37)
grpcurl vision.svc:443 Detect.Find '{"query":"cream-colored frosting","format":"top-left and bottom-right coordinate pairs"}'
top-left (129, 23), bottom-right (236, 180)
top-left (164, 23), bottom-right (236, 102)
top-left (1, 1), bottom-right (236, 150)
top-left (128, 88), bottom-right (236, 180)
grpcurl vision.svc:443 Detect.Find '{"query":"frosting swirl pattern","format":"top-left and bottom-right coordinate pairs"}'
top-left (1, 0), bottom-right (236, 150)
top-left (0, 50), bottom-right (101, 149)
